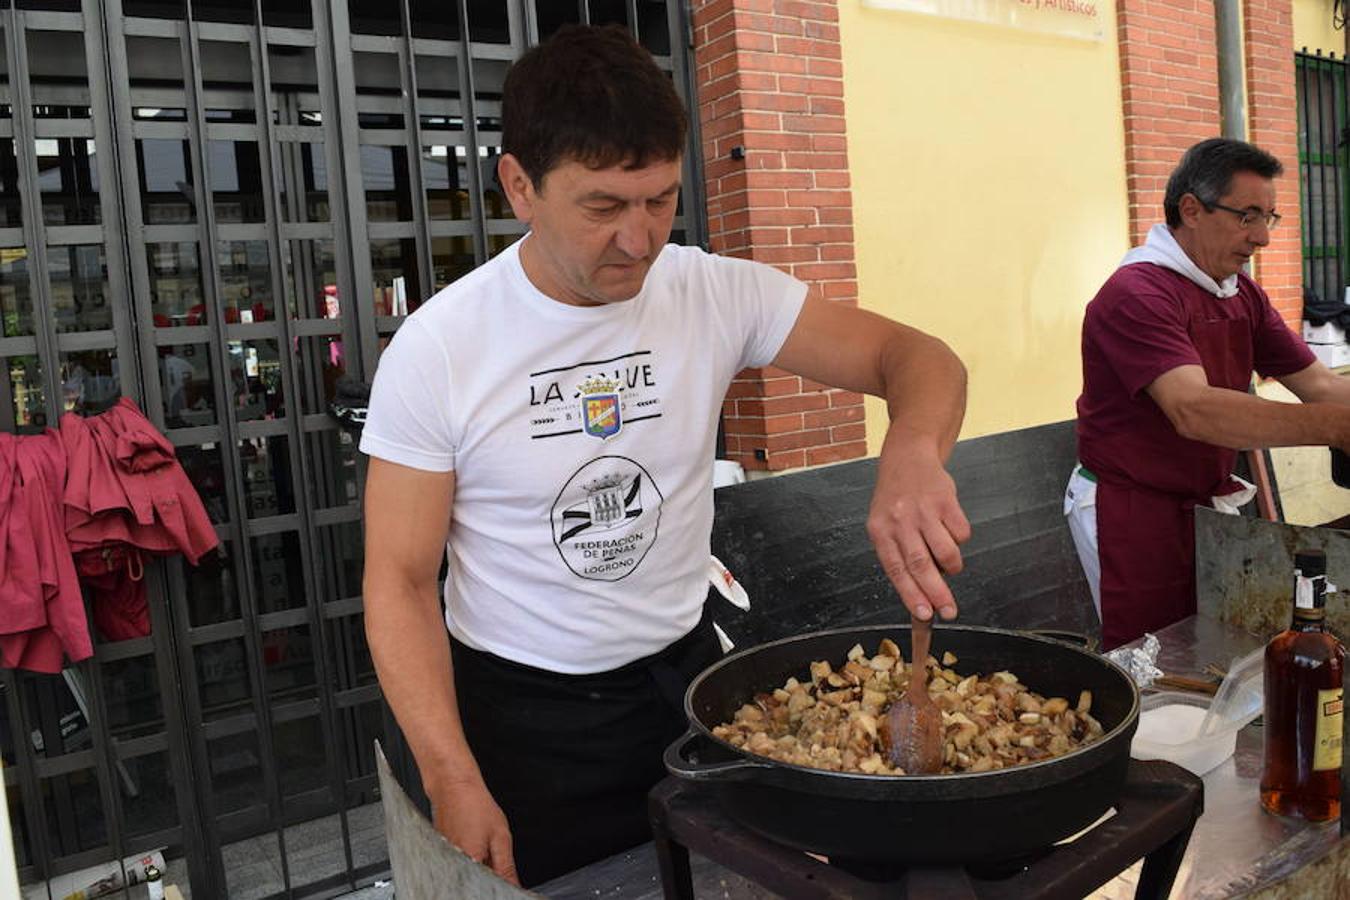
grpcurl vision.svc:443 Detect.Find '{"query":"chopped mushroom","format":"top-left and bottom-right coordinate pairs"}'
top-left (710, 638), bottom-right (1105, 776)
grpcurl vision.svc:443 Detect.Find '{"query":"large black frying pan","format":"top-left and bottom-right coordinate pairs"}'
top-left (664, 624), bottom-right (1139, 866)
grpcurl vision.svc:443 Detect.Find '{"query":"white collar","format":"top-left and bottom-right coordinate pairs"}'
top-left (1119, 223), bottom-right (1239, 298)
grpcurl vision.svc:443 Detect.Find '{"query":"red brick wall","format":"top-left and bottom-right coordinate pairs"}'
top-left (691, 0), bottom-right (867, 472)
top-left (1116, 0), bottom-right (1303, 329)
top-left (1115, 0), bottom-right (1222, 248)
top-left (1243, 0), bottom-right (1303, 328)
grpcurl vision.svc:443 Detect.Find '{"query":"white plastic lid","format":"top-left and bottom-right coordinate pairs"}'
top-left (1199, 646), bottom-right (1264, 736)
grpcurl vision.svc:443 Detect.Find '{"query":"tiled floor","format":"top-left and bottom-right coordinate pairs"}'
top-left (166, 801), bottom-right (389, 899)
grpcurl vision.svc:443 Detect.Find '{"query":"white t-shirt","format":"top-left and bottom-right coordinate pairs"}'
top-left (360, 238), bottom-right (807, 673)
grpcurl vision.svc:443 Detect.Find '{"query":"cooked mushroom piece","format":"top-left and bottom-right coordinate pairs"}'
top-left (712, 637), bottom-right (1105, 776)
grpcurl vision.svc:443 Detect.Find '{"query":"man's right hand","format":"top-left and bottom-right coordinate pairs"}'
top-left (431, 779), bottom-right (519, 886)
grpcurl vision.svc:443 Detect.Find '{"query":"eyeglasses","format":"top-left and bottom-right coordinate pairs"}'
top-left (1206, 201), bottom-right (1282, 231)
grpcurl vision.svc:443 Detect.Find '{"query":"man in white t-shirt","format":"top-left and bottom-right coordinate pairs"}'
top-left (360, 25), bottom-right (971, 887)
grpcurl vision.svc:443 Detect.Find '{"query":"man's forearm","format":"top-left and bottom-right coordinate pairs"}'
top-left (365, 581), bottom-right (483, 795)
top-left (1172, 388), bottom-right (1350, 450)
top-left (879, 331), bottom-right (968, 461)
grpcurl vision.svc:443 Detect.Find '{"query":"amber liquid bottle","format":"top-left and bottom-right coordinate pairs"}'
top-left (1261, 549), bottom-right (1345, 822)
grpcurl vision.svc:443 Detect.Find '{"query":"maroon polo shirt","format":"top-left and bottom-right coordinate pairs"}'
top-left (1076, 263), bottom-right (1314, 499)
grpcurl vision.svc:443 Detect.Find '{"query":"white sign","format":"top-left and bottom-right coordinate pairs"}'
top-left (863, 0), bottom-right (1105, 41)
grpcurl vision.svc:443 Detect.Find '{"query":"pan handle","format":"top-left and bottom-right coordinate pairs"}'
top-left (664, 729), bottom-right (772, 781)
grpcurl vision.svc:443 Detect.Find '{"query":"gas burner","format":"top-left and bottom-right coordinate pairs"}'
top-left (649, 759), bottom-right (1202, 899)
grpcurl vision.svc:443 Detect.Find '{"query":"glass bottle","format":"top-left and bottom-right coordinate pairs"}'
top-left (1261, 549), bottom-right (1345, 822)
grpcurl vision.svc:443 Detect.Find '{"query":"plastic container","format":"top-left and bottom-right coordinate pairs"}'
top-left (1132, 648), bottom-right (1265, 776)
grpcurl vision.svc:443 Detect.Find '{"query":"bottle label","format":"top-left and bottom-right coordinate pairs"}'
top-left (1314, 687), bottom-right (1343, 772)
top-left (1296, 574), bottom-right (1324, 610)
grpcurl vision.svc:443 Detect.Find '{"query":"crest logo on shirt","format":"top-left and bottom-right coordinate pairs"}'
top-left (552, 456), bottom-right (663, 581)
top-left (579, 375), bottom-right (622, 440)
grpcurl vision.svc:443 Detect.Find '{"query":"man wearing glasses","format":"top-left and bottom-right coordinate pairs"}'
top-left (1066, 137), bottom-right (1350, 648)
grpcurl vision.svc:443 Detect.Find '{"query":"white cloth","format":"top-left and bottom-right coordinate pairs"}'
top-left (1120, 223), bottom-right (1240, 299)
top-left (360, 238), bottom-right (807, 673)
top-left (1063, 466), bottom-right (1102, 621)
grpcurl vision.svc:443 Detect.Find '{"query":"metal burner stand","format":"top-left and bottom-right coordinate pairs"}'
top-left (649, 759), bottom-right (1203, 899)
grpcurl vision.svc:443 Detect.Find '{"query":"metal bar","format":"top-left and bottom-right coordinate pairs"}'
top-left (668, 0), bottom-right (707, 250)
top-left (6, 9), bottom-right (62, 430)
top-left (399, 0), bottom-right (435, 304)
top-left (1316, 55), bottom-right (1330, 305)
top-left (579, 0), bottom-right (591, 25)
top-left (1214, 0), bottom-right (1246, 140)
top-left (456, 0), bottom-right (489, 266)
top-left (324, 0), bottom-right (380, 382)
top-left (67, 658), bottom-right (131, 891)
top-left (2, 668), bottom-right (57, 886)
top-left (92, 5), bottom-right (223, 897)
top-left (1332, 56), bottom-right (1345, 303)
top-left (184, 5), bottom-right (297, 893)
top-left (255, 0), bottom-right (361, 889)
top-left (1299, 56), bottom-right (1315, 300)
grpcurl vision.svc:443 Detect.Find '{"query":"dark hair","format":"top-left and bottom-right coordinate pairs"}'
top-left (501, 24), bottom-right (687, 189)
top-left (1163, 138), bottom-right (1283, 228)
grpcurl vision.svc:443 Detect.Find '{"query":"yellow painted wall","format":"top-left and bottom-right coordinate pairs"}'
top-left (1293, 0), bottom-right (1341, 55)
top-left (838, 3), bottom-right (1131, 450)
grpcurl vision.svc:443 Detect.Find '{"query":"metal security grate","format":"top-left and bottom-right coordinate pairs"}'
top-left (0, 1), bottom-right (704, 897)
top-left (1297, 50), bottom-right (1348, 312)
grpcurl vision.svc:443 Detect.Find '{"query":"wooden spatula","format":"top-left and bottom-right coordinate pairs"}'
top-left (881, 618), bottom-right (943, 774)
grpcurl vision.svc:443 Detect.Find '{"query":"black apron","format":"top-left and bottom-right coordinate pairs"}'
top-left (452, 608), bottom-right (722, 887)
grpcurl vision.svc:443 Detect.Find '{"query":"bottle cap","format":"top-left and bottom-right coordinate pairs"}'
top-left (146, 864), bottom-right (161, 881)
top-left (1295, 549), bottom-right (1327, 578)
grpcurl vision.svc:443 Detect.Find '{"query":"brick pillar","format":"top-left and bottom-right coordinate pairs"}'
top-left (1243, 0), bottom-right (1303, 329)
top-left (691, 0), bottom-right (867, 472)
top-left (1116, 0), bottom-right (1222, 246)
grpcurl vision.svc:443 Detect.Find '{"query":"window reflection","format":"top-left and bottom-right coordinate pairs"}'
top-left (137, 139), bottom-right (195, 225)
top-left (316, 521), bottom-right (363, 601)
top-left (370, 239), bottom-right (420, 315)
top-left (185, 541), bottom-right (240, 627)
top-left (227, 340), bottom-right (284, 421)
top-left (240, 435), bottom-right (295, 518)
top-left (0, 140), bottom-right (20, 227)
top-left (177, 443), bottom-right (229, 523)
top-left (148, 242), bottom-right (205, 327)
top-left (102, 655), bottom-right (165, 738)
top-left (0, 247), bottom-right (34, 337)
top-left (217, 241), bottom-right (275, 322)
top-left (261, 624), bottom-right (317, 699)
top-left (196, 638), bottom-right (253, 721)
top-left (6, 355), bottom-right (47, 433)
top-left (208, 140), bottom-right (265, 224)
top-left (431, 236), bottom-right (474, 291)
top-left (297, 336), bottom-right (345, 417)
top-left (159, 343), bottom-right (215, 428)
top-left (60, 349), bottom-right (120, 417)
top-left (35, 137), bottom-right (100, 226)
top-left (279, 142), bottom-right (330, 222)
top-left (282, 239), bottom-right (337, 319)
top-left (252, 531), bottom-right (306, 612)
top-left (363, 145), bottom-right (414, 222)
top-left (423, 145), bottom-right (467, 221)
top-left (49, 243), bottom-right (111, 333)
top-left (307, 431), bottom-right (359, 509)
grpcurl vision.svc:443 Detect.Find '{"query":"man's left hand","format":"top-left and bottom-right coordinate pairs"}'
top-left (866, 448), bottom-right (971, 621)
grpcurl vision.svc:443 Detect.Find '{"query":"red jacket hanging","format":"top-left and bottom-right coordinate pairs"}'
top-left (0, 398), bottom-right (219, 672)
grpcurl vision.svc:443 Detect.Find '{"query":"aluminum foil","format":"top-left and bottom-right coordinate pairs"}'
top-left (1104, 633), bottom-right (1163, 688)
